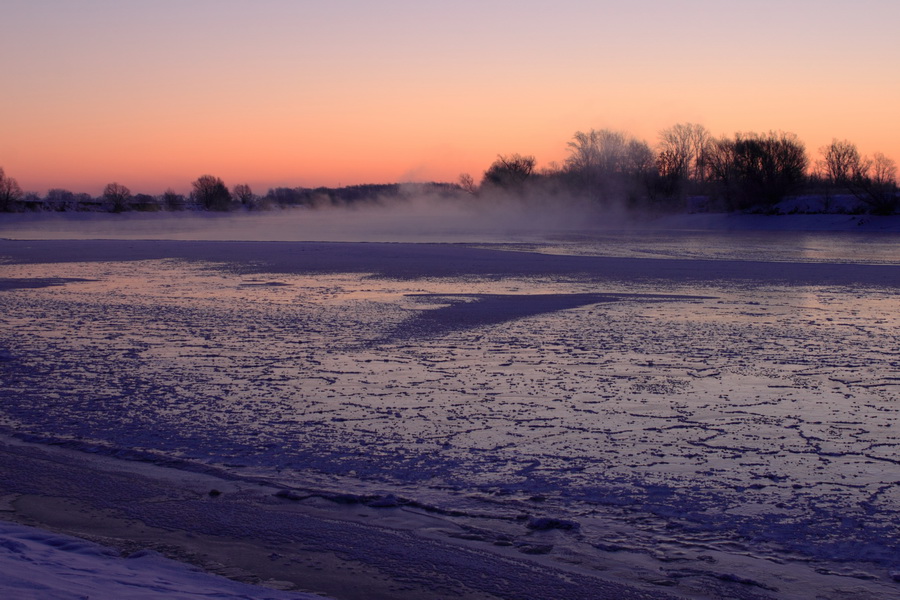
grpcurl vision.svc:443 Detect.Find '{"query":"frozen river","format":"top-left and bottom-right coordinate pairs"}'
top-left (1, 229), bottom-right (900, 598)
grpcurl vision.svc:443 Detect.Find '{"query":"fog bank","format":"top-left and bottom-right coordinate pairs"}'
top-left (0, 192), bottom-right (616, 243)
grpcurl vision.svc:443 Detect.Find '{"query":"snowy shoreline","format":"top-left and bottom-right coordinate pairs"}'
top-left (0, 520), bottom-right (324, 600)
top-left (0, 434), bottom-right (687, 600)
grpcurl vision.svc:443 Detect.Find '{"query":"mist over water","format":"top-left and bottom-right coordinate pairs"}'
top-left (0, 192), bottom-right (613, 244)
top-left (3, 193), bottom-right (900, 267)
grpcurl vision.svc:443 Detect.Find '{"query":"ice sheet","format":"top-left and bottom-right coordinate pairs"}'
top-left (1, 236), bottom-right (900, 598)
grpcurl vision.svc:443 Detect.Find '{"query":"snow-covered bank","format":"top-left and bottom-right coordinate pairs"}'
top-left (0, 435), bottom-right (685, 600)
top-left (0, 519), bottom-right (324, 600)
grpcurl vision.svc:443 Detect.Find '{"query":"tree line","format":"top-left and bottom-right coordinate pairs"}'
top-left (1, 123), bottom-right (897, 215)
top-left (0, 171), bottom-right (458, 214)
top-left (470, 124), bottom-right (898, 215)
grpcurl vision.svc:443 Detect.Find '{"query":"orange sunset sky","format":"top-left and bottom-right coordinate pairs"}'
top-left (2, 0), bottom-right (899, 195)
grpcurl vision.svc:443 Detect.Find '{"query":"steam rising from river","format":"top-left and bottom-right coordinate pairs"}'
top-left (0, 190), bottom-right (618, 243)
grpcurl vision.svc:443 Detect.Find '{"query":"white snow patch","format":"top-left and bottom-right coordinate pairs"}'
top-left (0, 520), bottom-right (323, 600)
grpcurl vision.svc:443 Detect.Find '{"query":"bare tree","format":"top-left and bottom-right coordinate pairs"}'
top-left (818, 141), bottom-right (898, 213)
top-left (864, 153), bottom-right (899, 214)
top-left (657, 123), bottom-right (711, 183)
top-left (192, 175), bottom-right (232, 211)
top-left (0, 167), bottom-right (23, 211)
top-left (870, 152), bottom-right (897, 188)
top-left (703, 136), bottom-right (736, 184)
top-left (818, 139), bottom-right (863, 185)
top-left (565, 130), bottom-right (603, 174)
top-left (624, 139), bottom-right (656, 179)
top-left (564, 129), bottom-right (655, 204)
top-left (458, 173), bottom-right (478, 195)
top-left (706, 131), bottom-right (807, 209)
top-left (162, 188), bottom-right (186, 210)
top-left (481, 154), bottom-right (536, 190)
top-left (232, 183), bottom-right (255, 208)
top-left (103, 182), bottom-right (132, 212)
top-left (565, 129), bottom-right (636, 176)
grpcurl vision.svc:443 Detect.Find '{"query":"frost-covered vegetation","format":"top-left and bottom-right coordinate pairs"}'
top-left (1, 124), bottom-right (897, 215)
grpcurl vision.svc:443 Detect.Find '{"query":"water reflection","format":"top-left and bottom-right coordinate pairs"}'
top-left (535, 231), bottom-right (900, 265)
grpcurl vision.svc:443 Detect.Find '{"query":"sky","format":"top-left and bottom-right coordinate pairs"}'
top-left (2, 0), bottom-right (899, 195)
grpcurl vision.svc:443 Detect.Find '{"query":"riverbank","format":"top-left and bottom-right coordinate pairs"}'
top-left (0, 434), bottom-right (691, 600)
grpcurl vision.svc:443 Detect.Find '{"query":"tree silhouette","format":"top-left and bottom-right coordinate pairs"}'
top-left (819, 141), bottom-right (899, 214)
top-left (232, 183), bottom-right (254, 208)
top-left (162, 188), bottom-right (186, 210)
top-left (871, 153), bottom-right (898, 188)
top-left (103, 182), bottom-right (131, 212)
top-left (818, 139), bottom-right (863, 185)
top-left (656, 123), bottom-right (711, 199)
top-left (658, 123), bottom-right (711, 182)
top-left (458, 173), bottom-right (478, 195)
top-left (707, 132), bottom-right (807, 209)
top-left (865, 153), bottom-right (899, 214)
top-left (481, 154), bottom-right (536, 191)
top-left (564, 129), bottom-right (655, 204)
top-left (0, 167), bottom-right (23, 211)
top-left (192, 175), bottom-right (232, 211)
top-left (566, 129), bottom-right (631, 177)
